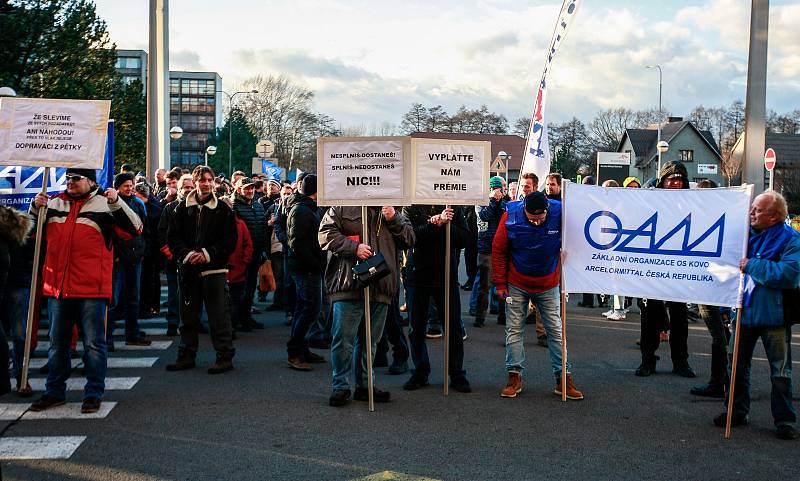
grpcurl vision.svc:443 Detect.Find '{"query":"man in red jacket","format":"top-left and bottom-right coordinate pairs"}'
top-left (492, 191), bottom-right (583, 401)
top-left (29, 168), bottom-right (142, 414)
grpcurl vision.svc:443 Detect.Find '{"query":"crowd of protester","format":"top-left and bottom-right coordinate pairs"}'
top-left (0, 159), bottom-right (796, 440)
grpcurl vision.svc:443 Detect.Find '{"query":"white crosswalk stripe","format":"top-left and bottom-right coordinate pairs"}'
top-left (28, 377), bottom-right (140, 391)
top-left (20, 340), bottom-right (173, 351)
top-left (38, 327), bottom-right (168, 336)
top-left (0, 402), bottom-right (117, 421)
top-left (28, 357), bottom-right (158, 369)
top-left (0, 436), bottom-right (87, 460)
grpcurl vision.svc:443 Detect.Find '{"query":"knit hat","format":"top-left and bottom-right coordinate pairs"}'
top-left (134, 182), bottom-right (150, 197)
top-left (524, 191), bottom-right (548, 215)
top-left (489, 176), bottom-right (504, 190)
top-left (114, 172), bottom-right (135, 189)
top-left (622, 176), bottom-right (642, 188)
top-left (66, 168), bottom-right (97, 183)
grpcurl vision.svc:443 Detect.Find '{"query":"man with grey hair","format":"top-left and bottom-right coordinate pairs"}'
top-left (714, 190), bottom-right (799, 440)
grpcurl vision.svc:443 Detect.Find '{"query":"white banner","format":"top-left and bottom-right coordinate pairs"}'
top-left (520, 0), bottom-right (583, 183)
top-left (316, 137), bottom-right (409, 206)
top-left (0, 98), bottom-right (110, 169)
top-left (562, 183), bottom-right (753, 307)
top-left (412, 138), bottom-right (490, 205)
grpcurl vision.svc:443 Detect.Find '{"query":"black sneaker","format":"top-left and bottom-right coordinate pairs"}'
top-left (672, 364), bottom-right (697, 378)
top-left (777, 425), bottom-right (799, 440)
top-left (403, 374), bottom-right (430, 391)
top-left (450, 377), bottom-right (472, 393)
top-left (354, 387), bottom-right (391, 403)
top-left (80, 396), bottom-right (101, 414)
top-left (388, 359), bottom-right (408, 375)
top-left (635, 362), bottom-right (656, 377)
top-left (30, 395), bottom-right (66, 412)
top-left (425, 328), bottom-right (442, 339)
top-left (713, 412), bottom-right (748, 428)
top-left (166, 325), bottom-right (179, 337)
top-left (473, 318), bottom-right (485, 328)
top-left (329, 389), bottom-right (351, 407)
top-left (690, 383), bottom-right (725, 398)
top-left (305, 352), bottom-right (325, 364)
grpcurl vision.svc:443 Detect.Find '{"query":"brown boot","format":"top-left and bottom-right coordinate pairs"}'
top-left (553, 373), bottom-right (584, 400)
top-left (500, 371), bottom-right (523, 398)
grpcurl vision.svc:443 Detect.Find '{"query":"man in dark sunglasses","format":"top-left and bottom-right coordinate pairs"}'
top-left (28, 168), bottom-right (143, 415)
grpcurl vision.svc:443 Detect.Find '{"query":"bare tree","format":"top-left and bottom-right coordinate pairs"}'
top-left (400, 103), bottom-right (428, 133)
top-left (513, 117), bottom-right (530, 138)
top-left (425, 105), bottom-right (449, 132)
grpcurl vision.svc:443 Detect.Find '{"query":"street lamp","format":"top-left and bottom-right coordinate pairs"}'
top-left (0, 86), bottom-right (17, 97)
top-left (205, 145), bottom-right (217, 167)
top-left (496, 150), bottom-right (510, 183)
top-left (657, 141), bottom-right (669, 176)
top-left (217, 89), bottom-right (258, 176)
top-left (646, 64), bottom-right (664, 176)
top-left (169, 126), bottom-right (183, 140)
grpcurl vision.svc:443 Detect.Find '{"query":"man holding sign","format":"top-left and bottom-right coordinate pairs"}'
top-left (492, 192), bottom-right (584, 400)
top-left (29, 169), bottom-right (143, 414)
top-left (715, 191), bottom-right (800, 440)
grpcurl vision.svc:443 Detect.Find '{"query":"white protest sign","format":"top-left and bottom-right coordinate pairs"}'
top-left (411, 138), bottom-right (490, 205)
top-left (0, 98), bottom-right (110, 169)
top-left (562, 183), bottom-right (752, 307)
top-left (316, 136), bottom-right (410, 206)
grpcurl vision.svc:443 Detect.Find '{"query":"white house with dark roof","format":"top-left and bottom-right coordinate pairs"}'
top-left (616, 117), bottom-right (724, 185)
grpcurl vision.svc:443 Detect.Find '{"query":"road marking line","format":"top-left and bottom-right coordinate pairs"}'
top-left (23, 340), bottom-right (173, 351)
top-left (692, 352), bottom-right (798, 365)
top-left (28, 358), bottom-right (159, 369)
top-left (28, 377), bottom-right (140, 391)
top-left (351, 471), bottom-right (443, 481)
top-left (0, 402), bottom-right (117, 420)
top-left (0, 436), bottom-right (86, 460)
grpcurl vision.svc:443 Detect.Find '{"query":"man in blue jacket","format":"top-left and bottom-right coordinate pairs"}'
top-left (714, 191), bottom-right (799, 440)
top-left (473, 176), bottom-right (509, 327)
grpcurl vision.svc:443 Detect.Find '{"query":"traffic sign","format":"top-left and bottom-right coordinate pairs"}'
top-left (764, 148), bottom-right (776, 171)
top-left (491, 158), bottom-right (507, 172)
top-left (256, 139), bottom-right (275, 158)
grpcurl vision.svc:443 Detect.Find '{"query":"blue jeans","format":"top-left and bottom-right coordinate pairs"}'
top-left (287, 272), bottom-right (322, 359)
top-left (728, 324), bottom-right (796, 426)
top-left (46, 297), bottom-right (107, 400)
top-left (505, 284), bottom-right (570, 376)
top-left (331, 300), bottom-right (388, 391)
top-left (165, 264), bottom-right (180, 327)
top-left (1, 287), bottom-right (29, 382)
top-left (109, 261), bottom-right (142, 342)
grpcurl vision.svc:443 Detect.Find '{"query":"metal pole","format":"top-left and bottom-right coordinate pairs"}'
top-left (769, 170), bottom-right (774, 191)
top-left (204, 151), bottom-right (208, 167)
top-left (361, 206), bottom-right (375, 411)
top-left (443, 205), bottom-right (451, 396)
top-left (742, 0), bottom-right (770, 194)
top-left (228, 97), bottom-right (233, 176)
top-left (20, 168), bottom-right (50, 392)
top-left (559, 178), bottom-right (567, 402)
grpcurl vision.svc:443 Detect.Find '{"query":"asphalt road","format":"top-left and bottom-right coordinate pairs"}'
top-left (1, 286), bottom-right (798, 481)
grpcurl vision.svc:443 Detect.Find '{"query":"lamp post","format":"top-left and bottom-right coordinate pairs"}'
top-left (657, 140), bottom-right (669, 177)
top-left (217, 89), bottom-right (258, 177)
top-left (0, 86), bottom-right (17, 97)
top-left (496, 150), bottom-right (510, 184)
top-left (646, 64), bottom-right (664, 176)
top-left (169, 126), bottom-right (183, 168)
top-left (205, 145), bottom-right (217, 167)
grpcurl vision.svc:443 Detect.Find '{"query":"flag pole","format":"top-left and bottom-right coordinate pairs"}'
top-left (560, 179), bottom-right (567, 401)
top-left (20, 167), bottom-right (50, 393)
top-left (443, 205), bottom-right (451, 396)
top-left (725, 184), bottom-right (754, 438)
top-left (361, 205), bottom-right (375, 412)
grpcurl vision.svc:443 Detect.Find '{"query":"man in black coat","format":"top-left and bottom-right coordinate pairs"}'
top-left (285, 174), bottom-right (326, 370)
top-left (166, 166), bottom-right (237, 374)
top-left (232, 177), bottom-right (268, 331)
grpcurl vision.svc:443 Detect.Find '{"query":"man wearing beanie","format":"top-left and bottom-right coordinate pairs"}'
top-left (473, 176), bottom-right (509, 327)
top-left (29, 168), bottom-right (143, 414)
top-left (491, 191), bottom-right (584, 400)
top-left (107, 172), bottom-right (150, 348)
top-left (285, 174), bottom-right (327, 370)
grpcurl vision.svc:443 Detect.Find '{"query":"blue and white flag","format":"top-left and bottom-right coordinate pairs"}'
top-left (520, 0), bottom-right (582, 183)
top-left (261, 159), bottom-right (282, 182)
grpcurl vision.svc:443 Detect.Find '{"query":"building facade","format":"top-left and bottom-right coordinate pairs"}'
top-left (114, 50), bottom-right (223, 169)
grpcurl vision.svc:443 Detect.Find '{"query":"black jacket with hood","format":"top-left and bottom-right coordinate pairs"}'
top-left (286, 193), bottom-right (326, 275)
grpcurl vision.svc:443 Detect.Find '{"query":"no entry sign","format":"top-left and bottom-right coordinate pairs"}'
top-left (764, 148), bottom-right (776, 172)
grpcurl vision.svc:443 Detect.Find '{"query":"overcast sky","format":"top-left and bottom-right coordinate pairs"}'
top-left (95, 0), bottom-right (800, 129)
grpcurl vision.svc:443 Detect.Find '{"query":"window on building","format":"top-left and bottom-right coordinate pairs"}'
top-left (679, 150), bottom-right (694, 162)
top-left (170, 79), bottom-right (180, 95)
top-left (115, 57), bottom-right (141, 69)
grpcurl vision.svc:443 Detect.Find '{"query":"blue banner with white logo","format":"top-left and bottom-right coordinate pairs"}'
top-left (261, 159), bottom-right (282, 182)
top-left (0, 121), bottom-right (114, 211)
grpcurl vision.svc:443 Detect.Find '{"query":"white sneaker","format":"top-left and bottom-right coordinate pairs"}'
top-left (607, 310), bottom-right (626, 321)
top-left (601, 309), bottom-right (614, 317)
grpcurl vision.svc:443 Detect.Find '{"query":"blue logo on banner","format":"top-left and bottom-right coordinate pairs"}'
top-left (584, 211), bottom-right (725, 257)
